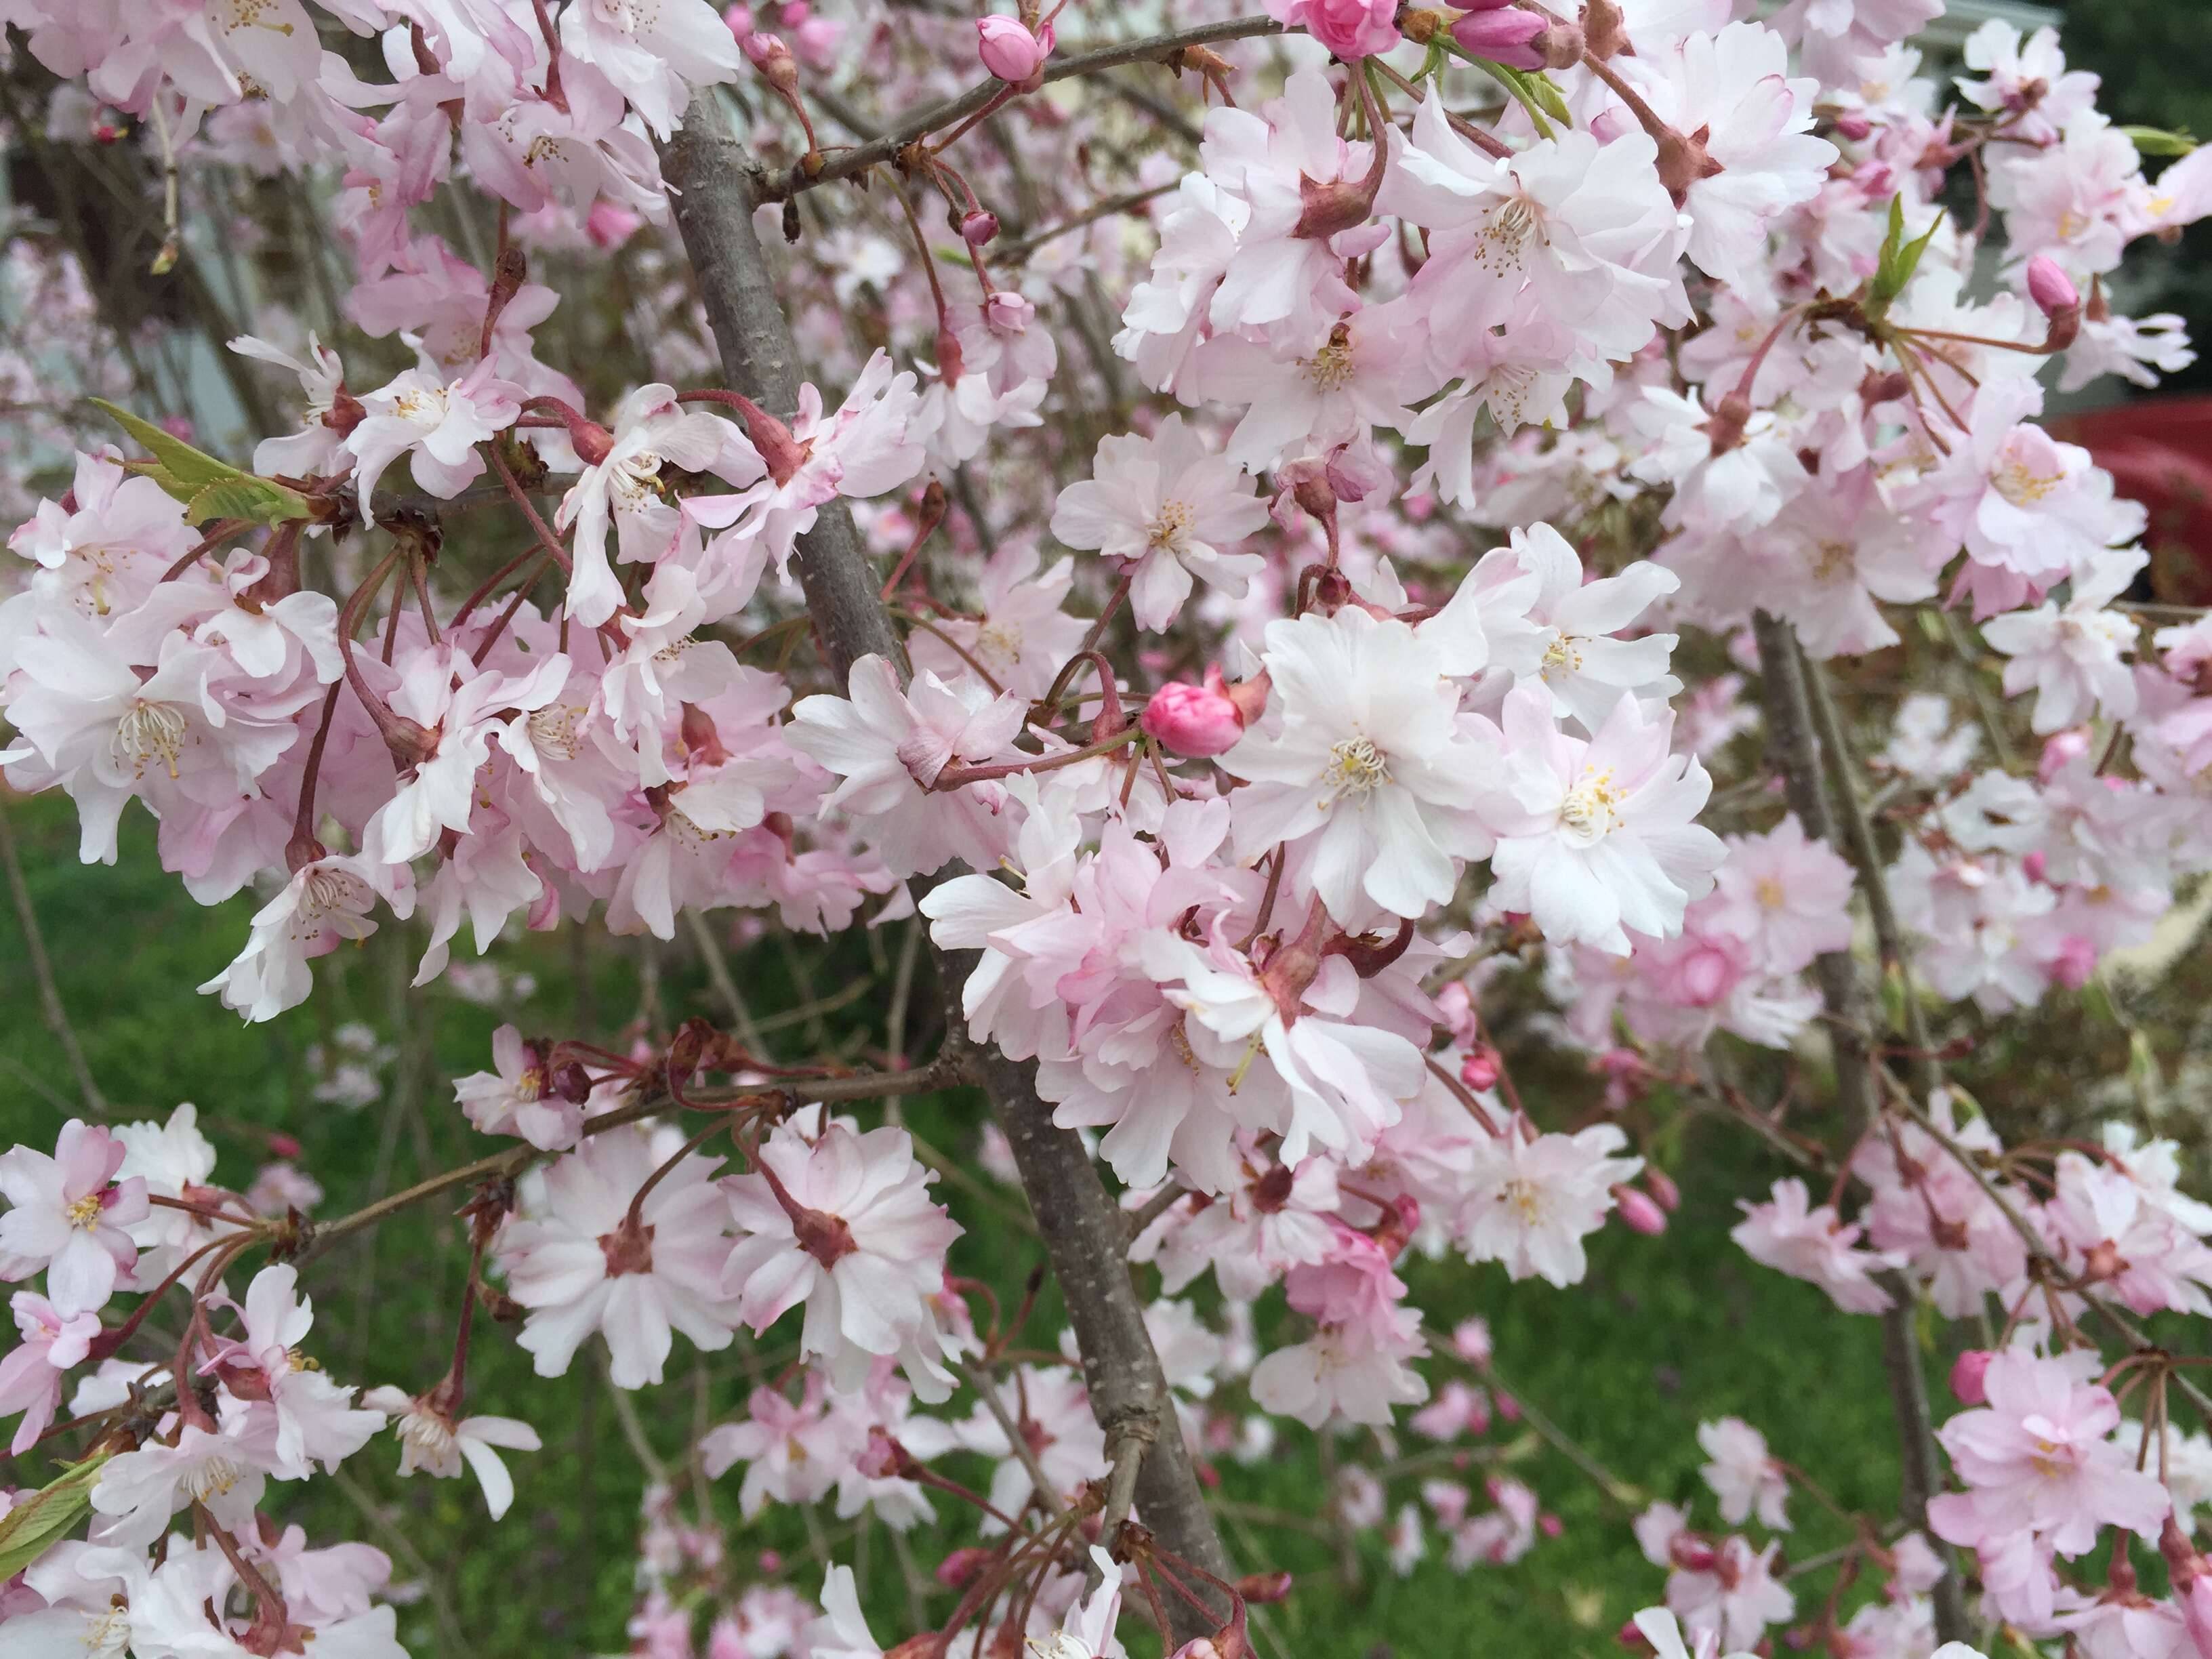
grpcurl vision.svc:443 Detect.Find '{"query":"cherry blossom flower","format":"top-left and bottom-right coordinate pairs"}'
top-left (499, 1125), bottom-right (741, 1390)
top-left (1697, 1418), bottom-right (1790, 1532)
top-left (343, 360), bottom-right (521, 508)
top-left (556, 385), bottom-right (750, 626)
top-left (201, 855), bottom-right (413, 1024)
top-left (787, 654), bottom-right (1025, 879)
top-left (455, 1025), bottom-right (583, 1151)
top-left (1928, 1347), bottom-right (2168, 1559)
top-left (205, 1264), bottom-right (385, 1477)
top-left (1488, 686), bottom-right (1725, 955)
top-left (1048, 415), bottom-right (1269, 630)
top-left (0, 1119), bottom-right (147, 1316)
top-left (1225, 594), bottom-right (1499, 921)
top-left (1731, 1178), bottom-right (1902, 1314)
top-left (1982, 546), bottom-right (2146, 733)
top-left (723, 1105), bottom-right (961, 1399)
top-left (359, 1385), bottom-right (542, 1519)
top-left (0, 1290), bottom-right (100, 1452)
top-left (1459, 1125), bottom-right (1643, 1288)
top-left (89, 1422), bottom-right (270, 1549)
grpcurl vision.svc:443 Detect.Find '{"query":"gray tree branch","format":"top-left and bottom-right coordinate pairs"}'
top-left (659, 96), bottom-right (1234, 1641)
top-left (1750, 612), bottom-right (1972, 1645)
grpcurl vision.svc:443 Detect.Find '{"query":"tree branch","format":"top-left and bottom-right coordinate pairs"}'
top-left (0, 800), bottom-right (107, 1116)
top-left (658, 98), bottom-right (1235, 1643)
top-left (767, 18), bottom-right (1283, 199)
top-left (1750, 611), bottom-right (1973, 1646)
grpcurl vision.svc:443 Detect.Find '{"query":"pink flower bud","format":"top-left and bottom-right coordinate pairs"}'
top-left (1538, 1512), bottom-right (1562, 1538)
top-left (1611, 1185), bottom-right (1666, 1235)
top-left (266, 1132), bottom-right (302, 1160)
top-left (779, 0), bottom-right (808, 21)
top-left (2049, 934), bottom-right (2098, 989)
top-left (1949, 1349), bottom-right (1993, 1406)
top-left (722, 3), bottom-right (753, 35)
top-left (1142, 678), bottom-right (1245, 758)
top-left (1439, 1323), bottom-right (1488, 1374)
top-left (961, 210), bottom-right (999, 248)
top-left (1536, 20), bottom-right (1584, 69)
top-left (2026, 256), bottom-right (2080, 319)
top-left (1833, 112), bottom-right (1872, 142)
top-left (935, 1547), bottom-right (992, 1589)
top-left (857, 1428), bottom-right (902, 1478)
top-left (1645, 1168), bottom-right (1680, 1212)
top-left (1236, 1570), bottom-right (1294, 1604)
top-left (976, 15), bottom-right (1052, 85)
top-left (1292, 0), bottom-right (1400, 62)
top-left (2036, 725), bottom-right (2093, 783)
top-left (1452, 7), bottom-right (1544, 68)
top-left (1459, 1045), bottom-right (1502, 1092)
top-left (745, 30), bottom-right (798, 91)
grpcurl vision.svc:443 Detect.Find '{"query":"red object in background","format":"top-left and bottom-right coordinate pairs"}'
top-left (2050, 398), bottom-right (2212, 605)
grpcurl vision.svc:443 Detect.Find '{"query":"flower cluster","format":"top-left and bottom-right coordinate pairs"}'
top-left (3, 0), bottom-right (2212, 1653)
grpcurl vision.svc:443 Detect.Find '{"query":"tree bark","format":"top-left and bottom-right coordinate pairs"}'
top-left (1750, 613), bottom-right (1972, 1645)
top-left (659, 95), bottom-right (1234, 1639)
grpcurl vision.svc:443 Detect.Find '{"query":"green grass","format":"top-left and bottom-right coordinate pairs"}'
top-left (0, 792), bottom-right (1916, 1656)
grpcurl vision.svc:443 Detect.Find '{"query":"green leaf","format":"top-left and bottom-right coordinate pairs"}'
top-left (2122, 124), bottom-right (2198, 157)
top-left (1440, 43), bottom-right (1555, 139)
top-left (1524, 70), bottom-right (1572, 129)
top-left (87, 397), bottom-right (244, 491)
top-left (1866, 198), bottom-right (1943, 319)
top-left (0, 1454), bottom-right (109, 1580)
top-left (185, 476), bottom-right (312, 528)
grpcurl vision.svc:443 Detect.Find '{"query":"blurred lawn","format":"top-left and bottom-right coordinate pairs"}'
top-left (0, 792), bottom-right (1912, 1657)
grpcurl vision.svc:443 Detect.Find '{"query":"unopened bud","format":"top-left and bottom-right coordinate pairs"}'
top-left (1949, 1349), bottom-right (1993, 1406)
top-left (1536, 20), bottom-right (1584, 69)
top-left (1452, 7), bottom-right (1544, 68)
top-left (1611, 1185), bottom-right (1667, 1236)
top-left (858, 1428), bottom-right (905, 1479)
top-left (960, 209), bottom-right (999, 247)
top-left (745, 31), bottom-right (798, 92)
top-left (1143, 679), bottom-right (1242, 758)
top-left (1833, 112), bottom-right (1872, 142)
top-left (2026, 255), bottom-right (2079, 318)
top-left (1460, 1044), bottom-right (1502, 1092)
top-left (976, 15), bottom-right (1053, 85)
top-left (935, 1547), bottom-right (993, 1589)
top-left (1645, 1168), bottom-right (1680, 1212)
top-left (1235, 1571), bottom-right (1294, 1604)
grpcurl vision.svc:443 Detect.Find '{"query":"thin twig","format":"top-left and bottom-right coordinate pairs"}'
top-left (0, 800), bottom-right (108, 1115)
top-left (771, 19), bottom-right (1284, 198)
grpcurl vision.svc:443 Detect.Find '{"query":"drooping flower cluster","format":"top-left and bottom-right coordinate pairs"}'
top-left (3, 0), bottom-right (2211, 1654)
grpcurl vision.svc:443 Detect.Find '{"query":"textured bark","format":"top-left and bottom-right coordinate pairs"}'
top-left (659, 96), bottom-right (1233, 1640)
top-left (1750, 613), bottom-right (1972, 1645)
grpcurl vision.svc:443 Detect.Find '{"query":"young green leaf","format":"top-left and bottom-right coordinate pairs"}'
top-left (0, 1454), bottom-right (110, 1581)
top-left (88, 398), bottom-right (245, 491)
